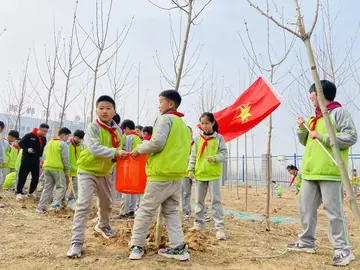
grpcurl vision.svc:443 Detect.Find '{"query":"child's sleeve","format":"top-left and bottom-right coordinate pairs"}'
top-left (135, 115), bottom-right (171, 155)
top-left (214, 135), bottom-right (228, 163)
top-left (60, 141), bottom-right (71, 172)
top-left (297, 126), bottom-right (309, 146)
top-left (188, 139), bottom-right (198, 172)
top-left (320, 108), bottom-right (358, 150)
top-left (0, 138), bottom-right (4, 164)
top-left (86, 123), bottom-right (117, 158)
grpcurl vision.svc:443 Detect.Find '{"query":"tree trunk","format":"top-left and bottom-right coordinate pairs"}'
top-left (60, 70), bottom-right (71, 128)
top-left (265, 114), bottom-right (272, 231)
top-left (174, 0), bottom-right (193, 91)
top-left (90, 67), bottom-right (99, 122)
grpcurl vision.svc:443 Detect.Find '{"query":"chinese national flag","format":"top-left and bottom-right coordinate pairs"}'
top-left (199, 76), bottom-right (281, 142)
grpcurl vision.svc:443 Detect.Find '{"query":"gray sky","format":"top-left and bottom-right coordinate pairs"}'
top-left (1, 0), bottom-right (360, 157)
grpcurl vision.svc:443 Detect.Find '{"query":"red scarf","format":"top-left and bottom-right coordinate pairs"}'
top-left (96, 119), bottom-right (119, 148)
top-left (163, 110), bottom-right (185, 118)
top-left (32, 128), bottom-right (44, 149)
top-left (289, 170), bottom-right (298, 187)
top-left (128, 130), bottom-right (140, 137)
top-left (189, 140), bottom-right (194, 155)
top-left (143, 134), bottom-right (152, 141)
top-left (199, 135), bottom-right (215, 158)
top-left (310, 102), bottom-right (342, 131)
top-left (12, 143), bottom-right (20, 154)
top-left (69, 138), bottom-right (78, 158)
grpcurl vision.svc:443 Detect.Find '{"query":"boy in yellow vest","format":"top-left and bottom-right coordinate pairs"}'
top-left (128, 90), bottom-right (191, 261)
top-left (67, 95), bottom-right (125, 259)
top-left (36, 127), bottom-right (72, 212)
top-left (1, 130), bottom-right (19, 187)
top-left (67, 129), bottom-right (85, 203)
top-left (115, 119), bottom-right (142, 220)
top-left (287, 80), bottom-right (357, 267)
top-left (352, 169), bottom-right (359, 195)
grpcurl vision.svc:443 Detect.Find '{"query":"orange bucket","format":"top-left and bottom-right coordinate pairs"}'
top-left (116, 155), bottom-right (147, 194)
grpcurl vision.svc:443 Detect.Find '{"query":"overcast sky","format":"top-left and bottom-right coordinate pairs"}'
top-left (1, 0), bottom-right (360, 157)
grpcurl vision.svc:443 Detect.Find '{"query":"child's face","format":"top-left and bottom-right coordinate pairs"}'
top-left (7, 135), bottom-right (16, 143)
top-left (60, 134), bottom-right (70, 141)
top-left (142, 131), bottom-right (148, 137)
top-left (309, 91), bottom-right (319, 108)
top-left (96, 101), bottom-right (116, 124)
top-left (135, 128), bottom-right (142, 137)
top-left (13, 140), bottom-right (20, 147)
top-left (287, 168), bottom-right (294, 175)
top-left (73, 136), bottom-right (83, 144)
top-left (200, 117), bottom-right (215, 134)
top-left (158, 96), bottom-right (175, 114)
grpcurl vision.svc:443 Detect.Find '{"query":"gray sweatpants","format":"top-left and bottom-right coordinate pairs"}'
top-left (298, 180), bottom-right (351, 253)
top-left (130, 181), bottom-right (185, 249)
top-left (37, 170), bottom-right (66, 210)
top-left (71, 173), bottom-right (112, 245)
top-left (353, 185), bottom-right (359, 195)
top-left (120, 194), bottom-right (140, 215)
top-left (67, 176), bottom-right (79, 201)
top-left (182, 177), bottom-right (193, 215)
top-left (194, 180), bottom-right (224, 231)
top-left (38, 172), bottom-right (46, 193)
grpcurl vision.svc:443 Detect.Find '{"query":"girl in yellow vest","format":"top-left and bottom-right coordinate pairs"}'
top-left (188, 112), bottom-right (228, 240)
top-left (352, 169), bottom-right (359, 195)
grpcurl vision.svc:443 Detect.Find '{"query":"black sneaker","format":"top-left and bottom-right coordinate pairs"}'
top-left (158, 244), bottom-right (190, 261)
top-left (332, 251), bottom-right (355, 266)
top-left (287, 242), bottom-right (316, 254)
top-left (113, 214), bottom-right (128, 220)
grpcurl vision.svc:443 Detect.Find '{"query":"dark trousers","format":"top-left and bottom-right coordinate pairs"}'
top-left (17, 158), bottom-right (40, 194)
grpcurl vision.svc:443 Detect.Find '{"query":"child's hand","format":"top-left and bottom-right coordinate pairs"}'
top-left (118, 150), bottom-right (128, 159)
top-left (297, 116), bottom-right (305, 128)
top-left (130, 150), bottom-right (140, 159)
top-left (207, 156), bottom-right (215, 163)
top-left (309, 131), bottom-right (320, 140)
top-left (188, 172), bottom-right (194, 179)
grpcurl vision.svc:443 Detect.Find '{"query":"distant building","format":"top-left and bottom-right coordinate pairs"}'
top-left (0, 113), bottom-right (84, 139)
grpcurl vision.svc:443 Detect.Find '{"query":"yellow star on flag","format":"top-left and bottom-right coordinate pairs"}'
top-left (236, 103), bottom-right (252, 123)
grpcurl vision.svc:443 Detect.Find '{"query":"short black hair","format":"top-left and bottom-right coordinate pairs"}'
top-left (272, 181), bottom-right (276, 184)
top-left (121, 120), bottom-right (135, 130)
top-left (40, 123), bottom-right (50, 129)
top-left (74, 130), bottom-right (85, 139)
top-left (353, 169), bottom-right (357, 172)
top-left (309, 80), bottom-right (337, 102)
top-left (159, 90), bottom-right (182, 108)
top-left (286, 165), bottom-right (298, 171)
top-left (113, 113), bottom-right (121, 125)
top-left (8, 130), bottom-right (19, 139)
top-left (143, 126), bottom-right (153, 135)
top-left (58, 127), bottom-right (71, 136)
top-left (96, 95), bottom-right (116, 109)
top-left (0, 121), bottom-right (4, 128)
top-left (135, 125), bottom-right (143, 131)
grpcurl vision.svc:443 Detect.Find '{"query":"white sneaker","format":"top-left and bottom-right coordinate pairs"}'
top-left (16, 194), bottom-right (24, 201)
top-left (189, 224), bottom-right (203, 232)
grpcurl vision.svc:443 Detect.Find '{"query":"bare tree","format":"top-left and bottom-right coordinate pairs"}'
top-left (0, 28), bottom-right (6, 37)
top-left (30, 25), bottom-right (62, 124)
top-left (76, 0), bottom-right (133, 121)
top-left (248, 0), bottom-right (360, 225)
top-left (241, 1), bottom-right (295, 230)
top-left (150, 0), bottom-right (211, 95)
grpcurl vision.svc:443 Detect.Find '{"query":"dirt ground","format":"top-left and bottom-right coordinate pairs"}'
top-left (1, 185), bottom-right (360, 270)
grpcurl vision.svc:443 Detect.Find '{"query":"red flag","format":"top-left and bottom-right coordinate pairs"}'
top-left (198, 76), bottom-right (281, 142)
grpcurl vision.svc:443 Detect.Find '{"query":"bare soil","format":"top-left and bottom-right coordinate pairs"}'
top-left (0, 185), bottom-right (360, 270)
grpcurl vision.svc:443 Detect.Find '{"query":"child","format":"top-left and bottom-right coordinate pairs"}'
top-left (182, 126), bottom-right (194, 219)
top-left (352, 169), bottom-right (359, 195)
top-left (116, 119), bottom-right (143, 220)
top-left (128, 90), bottom-right (191, 261)
top-left (287, 80), bottom-right (357, 266)
top-left (2, 130), bottom-right (20, 185)
top-left (287, 165), bottom-right (302, 194)
top-left (67, 129), bottom-right (85, 203)
top-left (67, 95), bottom-right (125, 259)
top-left (14, 142), bottom-right (23, 191)
top-left (36, 127), bottom-right (72, 212)
top-left (142, 126), bottom-right (153, 141)
top-left (188, 112), bottom-right (228, 240)
top-left (272, 181), bottom-right (283, 198)
top-left (135, 125), bottom-right (143, 139)
top-left (0, 121), bottom-right (5, 181)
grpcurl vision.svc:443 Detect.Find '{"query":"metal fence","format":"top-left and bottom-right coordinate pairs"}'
top-left (222, 153), bottom-right (360, 188)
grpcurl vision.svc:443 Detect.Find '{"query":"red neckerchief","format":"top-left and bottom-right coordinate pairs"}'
top-left (289, 170), bottom-right (298, 187)
top-left (310, 101), bottom-right (342, 131)
top-left (96, 119), bottom-right (119, 148)
top-left (12, 143), bottom-right (20, 154)
top-left (143, 134), bottom-right (152, 141)
top-left (163, 109), bottom-right (185, 118)
top-left (32, 128), bottom-right (44, 149)
top-left (128, 130), bottom-right (140, 137)
top-left (69, 138), bottom-right (79, 158)
top-left (189, 140), bottom-right (194, 155)
top-left (199, 135), bottom-right (215, 158)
